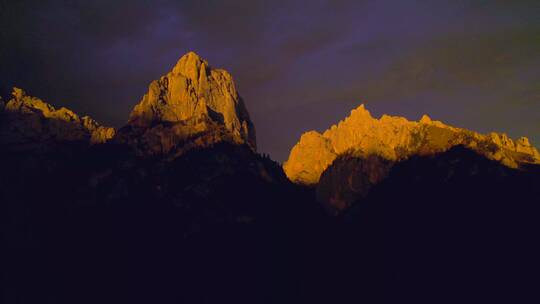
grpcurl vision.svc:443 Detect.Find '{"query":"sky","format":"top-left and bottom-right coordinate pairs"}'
top-left (1, 0), bottom-right (539, 161)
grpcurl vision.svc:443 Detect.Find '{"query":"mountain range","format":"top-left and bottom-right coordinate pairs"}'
top-left (2, 52), bottom-right (540, 304)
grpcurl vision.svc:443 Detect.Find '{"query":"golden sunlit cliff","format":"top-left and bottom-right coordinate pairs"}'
top-left (284, 104), bottom-right (540, 186)
top-left (116, 52), bottom-right (256, 157)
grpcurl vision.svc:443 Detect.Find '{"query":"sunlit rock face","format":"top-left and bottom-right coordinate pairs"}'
top-left (0, 88), bottom-right (115, 151)
top-left (285, 104), bottom-right (540, 185)
top-left (284, 104), bottom-right (540, 211)
top-left (118, 52), bottom-right (256, 157)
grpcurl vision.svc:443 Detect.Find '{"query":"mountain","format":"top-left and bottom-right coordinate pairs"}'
top-left (0, 53), bottom-right (281, 244)
top-left (2, 52), bottom-right (540, 303)
top-left (0, 87), bottom-right (114, 152)
top-left (1, 52), bottom-right (318, 304)
top-left (116, 52), bottom-right (256, 157)
top-left (284, 104), bottom-right (540, 211)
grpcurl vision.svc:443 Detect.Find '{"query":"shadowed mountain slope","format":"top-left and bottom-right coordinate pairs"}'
top-left (335, 146), bottom-right (540, 303)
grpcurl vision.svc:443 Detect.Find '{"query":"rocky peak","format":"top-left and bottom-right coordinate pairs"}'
top-left (171, 51), bottom-right (207, 79)
top-left (285, 104), bottom-right (540, 212)
top-left (284, 104), bottom-right (540, 186)
top-left (419, 114), bottom-right (432, 124)
top-left (0, 87), bottom-right (115, 151)
top-left (517, 136), bottom-right (531, 146)
top-left (121, 51), bottom-right (256, 156)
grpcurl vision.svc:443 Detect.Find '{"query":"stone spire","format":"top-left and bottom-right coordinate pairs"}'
top-left (122, 51), bottom-right (256, 156)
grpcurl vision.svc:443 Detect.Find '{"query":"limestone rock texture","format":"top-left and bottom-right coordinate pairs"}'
top-left (284, 104), bottom-right (540, 186)
top-left (0, 88), bottom-right (115, 151)
top-left (118, 52), bottom-right (256, 157)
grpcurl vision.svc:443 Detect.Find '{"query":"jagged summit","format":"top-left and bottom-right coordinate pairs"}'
top-left (121, 51), bottom-right (256, 156)
top-left (284, 103), bottom-right (540, 185)
top-left (0, 87), bottom-right (115, 151)
top-left (171, 51), bottom-right (207, 76)
top-left (419, 114), bottom-right (432, 124)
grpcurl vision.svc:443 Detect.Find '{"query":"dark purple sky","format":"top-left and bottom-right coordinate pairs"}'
top-left (1, 0), bottom-right (539, 161)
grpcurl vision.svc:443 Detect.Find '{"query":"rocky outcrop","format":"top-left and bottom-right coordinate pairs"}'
top-left (0, 88), bottom-right (115, 151)
top-left (117, 52), bottom-right (256, 157)
top-left (81, 115), bottom-right (116, 144)
top-left (284, 104), bottom-right (540, 211)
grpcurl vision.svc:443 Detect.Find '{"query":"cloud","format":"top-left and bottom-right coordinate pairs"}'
top-left (1, 0), bottom-right (539, 160)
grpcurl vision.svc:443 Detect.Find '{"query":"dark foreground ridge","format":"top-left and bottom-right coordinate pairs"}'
top-left (3, 52), bottom-right (540, 303)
